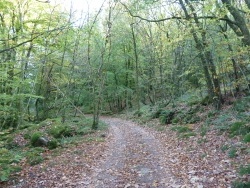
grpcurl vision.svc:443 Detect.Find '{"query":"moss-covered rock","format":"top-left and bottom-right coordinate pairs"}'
top-left (30, 132), bottom-right (48, 147)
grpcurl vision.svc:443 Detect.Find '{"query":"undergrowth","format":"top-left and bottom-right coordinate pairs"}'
top-left (0, 115), bottom-right (108, 182)
top-left (128, 94), bottom-right (249, 186)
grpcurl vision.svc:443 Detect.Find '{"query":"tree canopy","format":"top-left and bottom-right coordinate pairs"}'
top-left (0, 0), bottom-right (250, 129)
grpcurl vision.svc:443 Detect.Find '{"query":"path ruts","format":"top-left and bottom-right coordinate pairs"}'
top-left (84, 117), bottom-right (180, 188)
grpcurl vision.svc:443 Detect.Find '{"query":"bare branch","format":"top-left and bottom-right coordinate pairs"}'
top-left (119, 1), bottom-right (237, 25)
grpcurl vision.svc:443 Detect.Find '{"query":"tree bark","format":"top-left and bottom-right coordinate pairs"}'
top-left (131, 23), bottom-right (141, 115)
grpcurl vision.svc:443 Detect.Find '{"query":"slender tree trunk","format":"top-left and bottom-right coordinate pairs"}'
top-left (131, 23), bottom-right (140, 115)
top-left (180, 0), bottom-right (223, 108)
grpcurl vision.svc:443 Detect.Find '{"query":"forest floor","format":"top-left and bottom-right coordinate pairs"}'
top-left (2, 115), bottom-right (249, 187)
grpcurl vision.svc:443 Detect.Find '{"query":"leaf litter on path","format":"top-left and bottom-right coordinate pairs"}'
top-left (2, 116), bottom-right (249, 187)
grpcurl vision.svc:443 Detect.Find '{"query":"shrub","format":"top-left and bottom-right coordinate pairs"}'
top-left (26, 147), bottom-right (44, 166)
top-left (49, 125), bottom-right (74, 138)
top-left (151, 108), bottom-right (164, 119)
top-left (48, 139), bottom-right (58, 150)
top-left (243, 133), bottom-right (250, 142)
top-left (0, 148), bottom-right (22, 181)
top-left (229, 122), bottom-right (249, 136)
top-left (159, 110), bottom-right (175, 124)
top-left (30, 132), bottom-right (42, 147)
top-left (5, 136), bottom-right (18, 149)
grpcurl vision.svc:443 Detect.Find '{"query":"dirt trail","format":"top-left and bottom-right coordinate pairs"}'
top-left (3, 116), bottom-right (243, 187)
top-left (84, 117), bottom-right (181, 188)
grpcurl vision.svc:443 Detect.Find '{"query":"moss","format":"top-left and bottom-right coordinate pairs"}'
top-left (30, 132), bottom-right (43, 147)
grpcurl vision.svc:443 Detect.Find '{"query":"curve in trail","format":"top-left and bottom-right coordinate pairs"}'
top-left (86, 117), bottom-right (181, 188)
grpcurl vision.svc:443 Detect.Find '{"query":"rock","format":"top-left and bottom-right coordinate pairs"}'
top-left (36, 137), bottom-right (49, 146)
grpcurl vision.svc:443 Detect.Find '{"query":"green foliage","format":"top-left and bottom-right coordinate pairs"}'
top-left (200, 96), bottom-right (213, 106)
top-left (221, 144), bottom-right (230, 152)
top-left (159, 110), bottom-right (175, 124)
top-left (229, 122), bottom-right (250, 137)
top-left (5, 135), bottom-right (18, 149)
top-left (59, 135), bottom-right (82, 145)
top-left (239, 164), bottom-right (250, 175)
top-left (171, 125), bottom-right (192, 133)
top-left (49, 125), bottom-right (75, 138)
top-left (232, 181), bottom-right (250, 188)
top-left (243, 133), bottom-right (250, 142)
top-left (23, 133), bottom-right (31, 140)
top-left (171, 125), bottom-right (196, 139)
top-left (47, 139), bottom-right (58, 150)
top-left (76, 126), bottom-right (94, 135)
top-left (233, 97), bottom-right (250, 112)
top-left (151, 108), bottom-right (164, 119)
top-left (30, 132), bottom-right (43, 147)
top-left (200, 125), bottom-right (208, 136)
top-left (0, 148), bottom-right (22, 182)
top-left (228, 147), bottom-right (238, 158)
top-left (207, 110), bottom-right (218, 118)
top-left (26, 147), bottom-right (45, 166)
top-left (133, 110), bottom-right (143, 117)
top-left (213, 114), bottom-right (232, 132)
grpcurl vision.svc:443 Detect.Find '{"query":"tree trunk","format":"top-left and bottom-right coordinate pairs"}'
top-left (131, 23), bottom-right (140, 115)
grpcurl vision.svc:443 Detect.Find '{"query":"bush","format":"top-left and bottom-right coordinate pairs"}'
top-left (151, 108), bottom-right (164, 119)
top-left (48, 139), bottom-right (58, 150)
top-left (26, 147), bottom-right (44, 166)
top-left (49, 125), bottom-right (75, 138)
top-left (5, 136), bottom-right (19, 149)
top-left (159, 110), bottom-right (175, 124)
top-left (0, 148), bottom-right (22, 181)
top-left (30, 132), bottom-right (42, 147)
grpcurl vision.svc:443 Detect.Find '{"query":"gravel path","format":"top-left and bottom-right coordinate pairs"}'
top-left (84, 117), bottom-right (181, 188)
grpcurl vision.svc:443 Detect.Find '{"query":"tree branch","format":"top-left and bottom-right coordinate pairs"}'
top-left (0, 25), bottom-right (68, 53)
top-left (119, 1), bottom-right (237, 25)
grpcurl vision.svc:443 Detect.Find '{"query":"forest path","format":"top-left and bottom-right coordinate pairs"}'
top-left (84, 117), bottom-right (181, 188)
